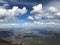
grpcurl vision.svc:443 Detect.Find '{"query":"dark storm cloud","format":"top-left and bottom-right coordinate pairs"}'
top-left (0, 0), bottom-right (53, 10)
top-left (0, 0), bottom-right (52, 7)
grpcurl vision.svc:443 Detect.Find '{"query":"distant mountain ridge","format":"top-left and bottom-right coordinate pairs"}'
top-left (0, 28), bottom-right (58, 38)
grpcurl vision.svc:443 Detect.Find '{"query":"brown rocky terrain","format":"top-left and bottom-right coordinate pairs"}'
top-left (0, 38), bottom-right (24, 45)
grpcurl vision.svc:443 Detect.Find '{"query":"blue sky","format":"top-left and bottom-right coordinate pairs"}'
top-left (0, 0), bottom-right (60, 22)
top-left (0, 0), bottom-right (60, 32)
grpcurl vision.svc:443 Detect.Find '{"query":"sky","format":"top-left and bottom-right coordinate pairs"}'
top-left (0, 0), bottom-right (60, 31)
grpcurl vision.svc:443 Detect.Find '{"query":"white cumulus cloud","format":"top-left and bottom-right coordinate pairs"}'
top-left (0, 6), bottom-right (27, 21)
top-left (27, 16), bottom-right (34, 20)
top-left (48, 6), bottom-right (58, 12)
top-left (30, 4), bottom-right (43, 14)
top-left (29, 3), bottom-right (60, 22)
